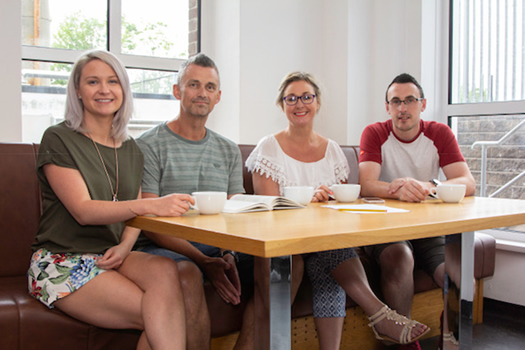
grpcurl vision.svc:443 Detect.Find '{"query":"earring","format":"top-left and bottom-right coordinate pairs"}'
top-left (78, 95), bottom-right (82, 99)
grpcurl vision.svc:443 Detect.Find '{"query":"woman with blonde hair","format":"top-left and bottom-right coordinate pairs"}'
top-left (28, 50), bottom-right (196, 349)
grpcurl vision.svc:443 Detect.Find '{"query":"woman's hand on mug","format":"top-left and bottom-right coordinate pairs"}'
top-left (312, 185), bottom-right (333, 202)
top-left (151, 193), bottom-right (195, 217)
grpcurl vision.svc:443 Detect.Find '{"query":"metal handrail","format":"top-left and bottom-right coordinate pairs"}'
top-left (488, 172), bottom-right (525, 198)
top-left (471, 119), bottom-right (525, 197)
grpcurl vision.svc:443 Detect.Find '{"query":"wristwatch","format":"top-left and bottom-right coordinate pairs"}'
top-left (429, 179), bottom-right (442, 187)
top-left (220, 250), bottom-right (239, 262)
top-left (428, 179), bottom-right (441, 198)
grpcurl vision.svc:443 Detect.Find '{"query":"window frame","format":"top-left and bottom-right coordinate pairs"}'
top-left (446, 0), bottom-right (525, 118)
top-left (21, 0), bottom-right (199, 77)
top-left (444, 0), bottom-right (525, 241)
top-left (20, 0), bottom-right (200, 142)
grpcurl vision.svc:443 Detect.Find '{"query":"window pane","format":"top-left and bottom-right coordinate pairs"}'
top-left (121, 0), bottom-right (189, 59)
top-left (128, 69), bottom-right (177, 95)
top-left (127, 68), bottom-right (179, 139)
top-left (21, 60), bottom-right (70, 143)
top-left (22, 0), bottom-right (107, 50)
top-left (451, 114), bottom-right (525, 200)
top-left (21, 62), bottom-right (179, 143)
top-left (450, 0), bottom-right (525, 103)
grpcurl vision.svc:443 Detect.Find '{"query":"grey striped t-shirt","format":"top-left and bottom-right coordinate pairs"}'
top-left (136, 122), bottom-right (245, 197)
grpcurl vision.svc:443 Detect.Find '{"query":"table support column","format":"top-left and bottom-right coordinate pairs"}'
top-left (444, 231), bottom-right (474, 349)
top-left (254, 255), bottom-right (292, 350)
top-left (459, 231), bottom-right (475, 349)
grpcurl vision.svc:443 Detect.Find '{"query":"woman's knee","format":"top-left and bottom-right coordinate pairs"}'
top-left (146, 255), bottom-right (181, 283)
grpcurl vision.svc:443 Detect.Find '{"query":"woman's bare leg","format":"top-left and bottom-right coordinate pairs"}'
top-left (55, 252), bottom-right (186, 349)
top-left (331, 257), bottom-right (427, 342)
top-left (314, 317), bottom-right (344, 350)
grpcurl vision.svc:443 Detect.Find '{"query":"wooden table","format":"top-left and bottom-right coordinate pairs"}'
top-left (127, 197), bottom-right (525, 349)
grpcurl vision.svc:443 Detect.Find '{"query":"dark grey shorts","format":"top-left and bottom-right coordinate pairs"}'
top-left (363, 236), bottom-right (445, 277)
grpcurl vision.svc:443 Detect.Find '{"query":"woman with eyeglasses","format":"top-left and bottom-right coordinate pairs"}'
top-left (246, 71), bottom-right (429, 349)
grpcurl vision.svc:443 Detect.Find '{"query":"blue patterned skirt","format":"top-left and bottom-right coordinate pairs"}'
top-left (305, 248), bottom-right (358, 318)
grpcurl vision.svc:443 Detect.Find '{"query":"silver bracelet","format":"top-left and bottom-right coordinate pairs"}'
top-left (220, 250), bottom-right (239, 262)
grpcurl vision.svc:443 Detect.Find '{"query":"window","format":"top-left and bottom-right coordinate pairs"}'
top-left (21, 0), bottom-right (199, 142)
top-left (450, 114), bottom-right (524, 200)
top-left (450, 0), bottom-right (525, 104)
top-left (448, 0), bottom-right (525, 237)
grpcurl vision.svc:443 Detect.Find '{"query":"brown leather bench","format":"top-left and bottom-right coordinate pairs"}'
top-left (0, 142), bottom-right (496, 349)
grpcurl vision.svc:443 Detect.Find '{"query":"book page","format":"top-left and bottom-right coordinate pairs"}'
top-left (222, 194), bottom-right (305, 213)
top-left (229, 194), bottom-right (280, 206)
top-left (272, 197), bottom-right (305, 208)
top-left (231, 194), bottom-right (304, 208)
top-left (222, 199), bottom-right (270, 213)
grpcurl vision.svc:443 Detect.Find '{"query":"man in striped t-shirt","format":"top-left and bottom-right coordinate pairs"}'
top-left (359, 73), bottom-right (475, 350)
top-left (135, 53), bottom-right (253, 349)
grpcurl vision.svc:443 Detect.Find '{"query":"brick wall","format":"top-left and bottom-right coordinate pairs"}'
top-left (456, 115), bottom-right (525, 200)
top-left (188, 0), bottom-right (199, 56)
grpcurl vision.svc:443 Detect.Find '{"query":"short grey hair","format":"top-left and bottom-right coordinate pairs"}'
top-left (177, 53), bottom-right (220, 87)
top-left (65, 50), bottom-right (133, 142)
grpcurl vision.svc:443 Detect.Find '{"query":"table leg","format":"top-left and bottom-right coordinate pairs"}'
top-left (459, 231), bottom-right (475, 348)
top-left (444, 234), bottom-right (460, 349)
top-left (254, 255), bottom-right (292, 350)
top-left (444, 231), bottom-right (474, 349)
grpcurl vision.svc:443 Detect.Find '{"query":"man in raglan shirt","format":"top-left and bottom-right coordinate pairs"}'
top-left (358, 73), bottom-right (476, 350)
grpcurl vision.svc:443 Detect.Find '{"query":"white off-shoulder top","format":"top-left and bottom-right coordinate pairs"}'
top-left (245, 134), bottom-right (350, 196)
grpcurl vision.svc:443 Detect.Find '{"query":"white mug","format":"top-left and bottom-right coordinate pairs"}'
top-left (429, 184), bottom-right (466, 203)
top-left (192, 191), bottom-right (227, 214)
top-left (283, 186), bottom-right (314, 206)
top-left (331, 184), bottom-right (361, 203)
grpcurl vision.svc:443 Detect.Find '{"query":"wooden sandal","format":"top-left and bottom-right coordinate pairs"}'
top-left (368, 305), bottom-right (431, 345)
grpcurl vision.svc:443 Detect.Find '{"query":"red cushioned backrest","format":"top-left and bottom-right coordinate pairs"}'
top-left (0, 143), bottom-right (41, 277)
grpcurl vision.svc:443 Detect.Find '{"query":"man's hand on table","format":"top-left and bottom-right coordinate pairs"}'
top-left (388, 177), bottom-right (432, 202)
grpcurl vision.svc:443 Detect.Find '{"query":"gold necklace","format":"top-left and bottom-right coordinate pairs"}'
top-left (87, 133), bottom-right (119, 201)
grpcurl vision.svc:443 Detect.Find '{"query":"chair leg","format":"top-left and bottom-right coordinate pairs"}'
top-left (473, 278), bottom-right (484, 324)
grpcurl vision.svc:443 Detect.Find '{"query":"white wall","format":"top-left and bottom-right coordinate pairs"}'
top-left (201, 0), bottom-right (427, 146)
top-left (483, 230), bottom-right (525, 307)
top-left (0, 0), bottom-right (22, 142)
top-left (484, 248), bottom-right (525, 307)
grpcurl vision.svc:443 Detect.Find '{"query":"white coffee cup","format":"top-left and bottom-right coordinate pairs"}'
top-left (429, 184), bottom-right (466, 203)
top-left (192, 191), bottom-right (227, 214)
top-left (283, 186), bottom-right (314, 206)
top-left (331, 184), bottom-right (361, 203)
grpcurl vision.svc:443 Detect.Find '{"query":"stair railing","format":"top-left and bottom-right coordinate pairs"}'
top-left (471, 119), bottom-right (525, 197)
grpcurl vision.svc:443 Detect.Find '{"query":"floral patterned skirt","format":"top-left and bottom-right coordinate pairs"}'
top-left (28, 248), bottom-right (108, 308)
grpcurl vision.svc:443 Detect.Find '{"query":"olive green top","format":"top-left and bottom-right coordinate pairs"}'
top-left (32, 122), bottom-right (143, 254)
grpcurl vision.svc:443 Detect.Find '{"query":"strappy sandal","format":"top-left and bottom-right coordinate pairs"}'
top-left (367, 305), bottom-right (431, 345)
top-left (442, 332), bottom-right (459, 348)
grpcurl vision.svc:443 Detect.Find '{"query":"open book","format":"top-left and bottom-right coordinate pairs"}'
top-left (222, 194), bottom-right (305, 213)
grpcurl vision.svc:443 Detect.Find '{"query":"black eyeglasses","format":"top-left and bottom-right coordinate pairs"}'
top-left (283, 94), bottom-right (316, 106)
top-left (387, 97), bottom-right (423, 107)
